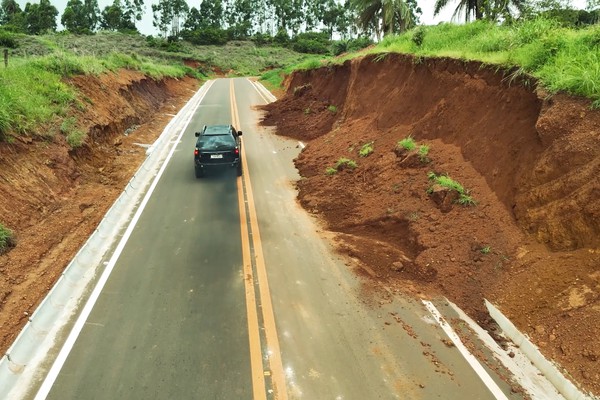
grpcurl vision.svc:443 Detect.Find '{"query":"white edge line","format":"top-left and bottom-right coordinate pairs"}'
top-left (422, 300), bottom-right (509, 400)
top-left (33, 81), bottom-right (212, 399)
top-left (247, 78), bottom-right (276, 104)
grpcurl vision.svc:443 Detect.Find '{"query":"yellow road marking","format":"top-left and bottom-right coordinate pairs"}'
top-left (231, 80), bottom-right (288, 400)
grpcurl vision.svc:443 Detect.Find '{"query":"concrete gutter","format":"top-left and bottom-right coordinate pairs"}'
top-left (485, 300), bottom-right (598, 400)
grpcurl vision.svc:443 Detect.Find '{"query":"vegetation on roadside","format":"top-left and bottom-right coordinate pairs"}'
top-left (362, 18), bottom-right (600, 106)
top-left (0, 224), bottom-right (15, 255)
top-left (427, 172), bottom-right (476, 206)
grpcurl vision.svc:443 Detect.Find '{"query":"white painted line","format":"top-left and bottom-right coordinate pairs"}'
top-left (33, 82), bottom-right (212, 400)
top-left (422, 300), bottom-right (509, 400)
top-left (247, 78), bottom-right (277, 104)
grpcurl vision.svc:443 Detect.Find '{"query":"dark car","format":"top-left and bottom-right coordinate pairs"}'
top-left (194, 124), bottom-right (243, 178)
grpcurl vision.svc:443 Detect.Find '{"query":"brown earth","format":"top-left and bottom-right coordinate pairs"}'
top-left (0, 53), bottom-right (598, 398)
top-left (260, 53), bottom-right (600, 396)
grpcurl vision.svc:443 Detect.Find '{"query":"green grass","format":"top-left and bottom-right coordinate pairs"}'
top-left (334, 157), bottom-right (358, 170)
top-left (359, 141), bottom-right (374, 157)
top-left (0, 223), bottom-right (15, 254)
top-left (1, 32), bottom-right (316, 141)
top-left (330, 18), bottom-right (600, 104)
top-left (427, 172), bottom-right (476, 206)
top-left (397, 136), bottom-right (416, 151)
top-left (418, 145), bottom-right (430, 163)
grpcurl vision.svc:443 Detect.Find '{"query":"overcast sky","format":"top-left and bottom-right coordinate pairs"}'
top-left (16, 0), bottom-right (589, 36)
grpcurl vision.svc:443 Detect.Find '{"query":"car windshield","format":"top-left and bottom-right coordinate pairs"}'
top-left (197, 134), bottom-right (236, 151)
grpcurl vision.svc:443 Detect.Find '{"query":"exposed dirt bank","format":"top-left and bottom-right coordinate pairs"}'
top-left (0, 70), bottom-right (199, 355)
top-left (261, 53), bottom-right (600, 396)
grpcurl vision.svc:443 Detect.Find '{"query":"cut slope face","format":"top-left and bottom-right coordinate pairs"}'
top-left (261, 53), bottom-right (600, 395)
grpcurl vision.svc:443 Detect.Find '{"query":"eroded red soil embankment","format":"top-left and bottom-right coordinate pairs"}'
top-left (0, 70), bottom-right (199, 354)
top-left (261, 53), bottom-right (600, 395)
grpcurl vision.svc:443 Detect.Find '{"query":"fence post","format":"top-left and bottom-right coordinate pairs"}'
top-left (3, 49), bottom-right (7, 68)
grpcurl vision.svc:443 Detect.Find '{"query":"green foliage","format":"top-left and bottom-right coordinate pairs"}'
top-left (325, 167), bottom-right (337, 176)
top-left (0, 223), bottom-right (15, 254)
top-left (412, 26), bottom-right (425, 47)
top-left (480, 246), bottom-right (491, 254)
top-left (397, 136), bottom-right (416, 151)
top-left (334, 157), bottom-right (358, 170)
top-left (327, 105), bottom-right (338, 113)
top-left (0, 31), bottom-right (18, 48)
top-left (418, 144), bottom-right (430, 163)
top-left (359, 141), bottom-right (374, 157)
top-left (61, 117), bottom-right (86, 148)
top-left (427, 172), bottom-right (476, 206)
top-left (370, 18), bottom-right (600, 103)
top-left (291, 32), bottom-right (331, 54)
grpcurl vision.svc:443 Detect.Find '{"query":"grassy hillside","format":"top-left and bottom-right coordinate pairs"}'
top-left (0, 31), bottom-right (314, 143)
top-left (329, 19), bottom-right (600, 107)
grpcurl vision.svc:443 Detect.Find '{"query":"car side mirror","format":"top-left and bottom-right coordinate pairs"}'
top-left (194, 132), bottom-right (200, 137)
top-left (238, 131), bottom-right (243, 136)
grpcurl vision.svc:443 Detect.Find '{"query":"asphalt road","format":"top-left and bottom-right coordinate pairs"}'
top-left (29, 78), bottom-right (527, 400)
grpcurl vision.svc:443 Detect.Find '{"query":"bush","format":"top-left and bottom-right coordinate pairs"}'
top-left (0, 31), bottom-right (18, 48)
top-left (291, 32), bottom-right (331, 54)
top-left (181, 28), bottom-right (228, 45)
top-left (0, 223), bottom-right (15, 254)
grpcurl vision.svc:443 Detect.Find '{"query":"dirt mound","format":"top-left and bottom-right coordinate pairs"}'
top-left (0, 70), bottom-right (199, 354)
top-left (260, 53), bottom-right (600, 395)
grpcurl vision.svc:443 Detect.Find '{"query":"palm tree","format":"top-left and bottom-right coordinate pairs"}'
top-left (434, 0), bottom-right (526, 22)
top-left (352, 0), bottom-right (416, 40)
top-left (434, 0), bottom-right (482, 22)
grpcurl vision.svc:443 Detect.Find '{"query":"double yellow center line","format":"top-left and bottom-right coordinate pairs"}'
top-left (230, 80), bottom-right (288, 400)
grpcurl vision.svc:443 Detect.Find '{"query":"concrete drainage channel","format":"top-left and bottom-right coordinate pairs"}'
top-left (0, 80), bottom-right (214, 399)
top-left (484, 301), bottom-right (598, 400)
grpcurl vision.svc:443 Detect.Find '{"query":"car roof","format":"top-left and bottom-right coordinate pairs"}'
top-left (202, 125), bottom-right (233, 135)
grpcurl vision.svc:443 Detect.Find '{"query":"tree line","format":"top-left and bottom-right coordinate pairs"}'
top-left (0, 0), bottom-right (597, 46)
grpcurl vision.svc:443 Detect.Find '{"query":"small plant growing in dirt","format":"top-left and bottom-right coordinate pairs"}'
top-left (397, 136), bottom-right (416, 151)
top-left (0, 223), bottom-right (15, 255)
top-left (427, 172), bottom-right (476, 206)
top-left (327, 105), bottom-right (338, 114)
top-left (325, 167), bottom-right (337, 176)
top-left (418, 145), bottom-right (430, 163)
top-left (304, 107), bottom-right (311, 114)
top-left (334, 157), bottom-right (358, 170)
top-left (480, 246), bottom-right (491, 254)
top-left (359, 141), bottom-right (374, 157)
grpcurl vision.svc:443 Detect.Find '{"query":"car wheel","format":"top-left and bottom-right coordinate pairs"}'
top-left (236, 163), bottom-right (243, 177)
top-left (195, 167), bottom-right (204, 178)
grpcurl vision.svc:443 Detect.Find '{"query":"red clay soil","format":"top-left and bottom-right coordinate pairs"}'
top-left (0, 70), bottom-right (200, 357)
top-left (260, 53), bottom-right (600, 396)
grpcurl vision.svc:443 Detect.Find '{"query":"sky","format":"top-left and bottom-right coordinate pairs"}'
top-left (16, 0), bottom-right (590, 37)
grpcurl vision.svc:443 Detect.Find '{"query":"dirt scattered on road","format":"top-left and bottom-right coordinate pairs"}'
top-left (260, 53), bottom-right (600, 396)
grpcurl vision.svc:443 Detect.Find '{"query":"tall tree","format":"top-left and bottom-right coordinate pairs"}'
top-left (352, 0), bottom-right (418, 39)
top-left (122, 0), bottom-right (144, 29)
top-left (198, 0), bottom-right (223, 28)
top-left (0, 0), bottom-right (21, 24)
top-left (62, 0), bottom-right (100, 34)
top-left (152, 0), bottom-right (188, 37)
top-left (23, 0), bottom-right (58, 35)
top-left (433, 0), bottom-right (482, 22)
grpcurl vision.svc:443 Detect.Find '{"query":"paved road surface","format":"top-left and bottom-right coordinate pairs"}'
top-left (27, 78), bottom-right (526, 400)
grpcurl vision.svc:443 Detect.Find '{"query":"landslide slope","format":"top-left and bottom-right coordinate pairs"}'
top-left (0, 70), bottom-right (199, 354)
top-left (261, 53), bottom-right (600, 395)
